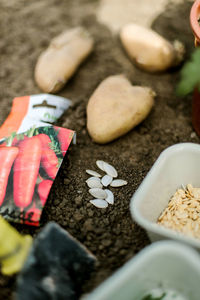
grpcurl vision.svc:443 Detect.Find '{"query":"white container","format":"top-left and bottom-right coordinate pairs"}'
top-left (85, 241), bottom-right (200, 300)
top-left (130, 143), bottom-right (200, 249)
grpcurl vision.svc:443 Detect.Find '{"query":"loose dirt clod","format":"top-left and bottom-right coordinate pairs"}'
top-left (157, 184), bottom-right (200, 240)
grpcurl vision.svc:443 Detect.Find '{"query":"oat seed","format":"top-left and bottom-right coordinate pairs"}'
top-left (157, 184), bottom-right (200, 240)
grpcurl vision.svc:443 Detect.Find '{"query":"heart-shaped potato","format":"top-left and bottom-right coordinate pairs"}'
top-left (87, 75), bottom-right (155, 144)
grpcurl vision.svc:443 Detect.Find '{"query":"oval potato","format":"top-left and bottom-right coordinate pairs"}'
top-left (120, 23), bottom-right (184, 72)
top-left (35, 27), bottom-right (94, 93)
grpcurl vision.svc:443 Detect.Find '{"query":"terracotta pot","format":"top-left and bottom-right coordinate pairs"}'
top-left (190, 1), bottom-right (200, 136)
top-left (190, 0), bottom-right (200, 46)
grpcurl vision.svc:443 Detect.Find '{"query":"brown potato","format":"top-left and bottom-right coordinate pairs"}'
top-left (87, 75), bottom-right (155, 144)
top-left (120, 23), bottom-right (185, 72)
top-left (35, 27), bottom-right (94, 93)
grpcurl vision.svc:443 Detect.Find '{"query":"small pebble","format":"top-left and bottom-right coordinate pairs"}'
top-left (86, 169), bottom-right (101, 178)
top-left (74, 196), bottom-right (82, 206)
top-left (190, 132), bottom-right (197, 139)
top-left (101, 175), bottom-right (113, 187)
top-left (102, 239), bottom-right (112, 247)
top-left (86, 177), bottom-right (103, 189)
top-left (110, 179), bottom-right (127, 187)
top-left (88, 210), bottom-right (94, 217)
top-left (64, 178), bottom-right (70, 185)
top-left (90, 199), bottom-right (108, 208)
top-left (89, 188), bottom-right (107, 199)
top-left (74, 213), bottom-right (83, 222)
top-left (105, 189), bottom-right (114, 204)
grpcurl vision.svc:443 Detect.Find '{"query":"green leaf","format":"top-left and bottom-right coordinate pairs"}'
top-left (6, 132), bottom-right (16, 147)
top-left (141, 293), bottom-right (166, 300)
top-left (176, 49), bottom-right (200, 97)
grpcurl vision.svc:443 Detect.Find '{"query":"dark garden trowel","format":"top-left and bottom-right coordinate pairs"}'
top-left (0, 217), bottom-right (96, 300)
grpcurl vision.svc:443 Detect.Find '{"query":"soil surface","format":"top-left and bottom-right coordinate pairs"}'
top-left (0, 0), bottom-right (197, 299)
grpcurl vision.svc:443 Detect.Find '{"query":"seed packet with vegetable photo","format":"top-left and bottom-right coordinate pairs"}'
top-left (0, 94), bottom-right (75, 226)
top-left (0, 125), bottom-right (75, 226)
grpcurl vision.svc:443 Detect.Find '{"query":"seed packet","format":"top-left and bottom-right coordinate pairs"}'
top-left (0, 94), bottom-right (71, 140)
top-left (0, 94), bottom-right (75, 226)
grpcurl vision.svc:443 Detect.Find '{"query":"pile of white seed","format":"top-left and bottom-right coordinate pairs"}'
top-left (86, 160), bottom-right (127, 208)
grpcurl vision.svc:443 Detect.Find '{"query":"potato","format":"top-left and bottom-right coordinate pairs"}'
top-left (120, 23), bottom-right (185, 72)
top-left (35, 27), bottom-right (94, 93)
top-left (87, 74), bottom-right (155, 144)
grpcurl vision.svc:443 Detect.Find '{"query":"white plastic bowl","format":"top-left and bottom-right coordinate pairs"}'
top-left (130, 143), bottom-right (200, 249)
top-left (85, 241), bottom-right (200, 300)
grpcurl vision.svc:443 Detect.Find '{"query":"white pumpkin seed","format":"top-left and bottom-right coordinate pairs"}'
top-left (86, 177), bottom-right (103, 188)
top-left (101, 175), bottom-right (113, 187)
top-left (86, 169), bottom-right (101, 177)
top-left (96, 160), bottom-right (105, 171)
top-left (105, 189), bottom-right (114, 204)
top-left (103, 162), bottom-right (118, 178)
top-left (90, 199), bottom-right (108, 208)
top-left (89, 188), bottom-right (107, 199)
top-left (110, 179), bottom-right (127, 187)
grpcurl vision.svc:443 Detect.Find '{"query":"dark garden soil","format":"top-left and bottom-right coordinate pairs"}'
top-left (0, 0), bottom-right (197, 299)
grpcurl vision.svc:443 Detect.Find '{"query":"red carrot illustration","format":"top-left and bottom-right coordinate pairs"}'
top-left (37, 179), bottom-right (53, 206)
top-left (37, 133), bottom-right (59, 179)
top-left (0, 133), bottom-right (24, 148)
top-left (56, 128), bottom-right (69, 155)
top-left (25, 202), bottom-right (41, 226)
top-left (13, 135), bottom-right (42, 208)
top-left (0, 142), bottom-right (6, 147)
top-left (11, 133), bottom-right (25, 146)
top-left (0, 146), bottom-right (19, 205)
